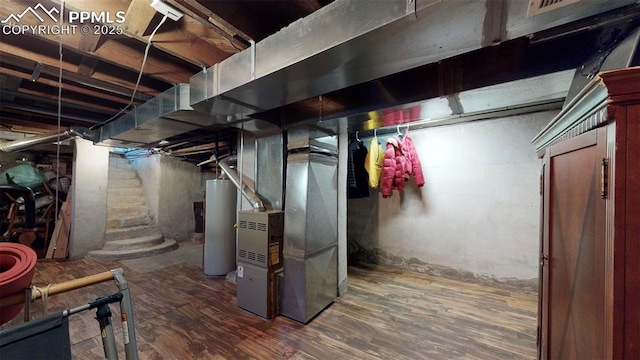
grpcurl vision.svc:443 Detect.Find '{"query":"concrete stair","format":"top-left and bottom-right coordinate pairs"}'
top-left (87, 156), bottom-right (177, 261)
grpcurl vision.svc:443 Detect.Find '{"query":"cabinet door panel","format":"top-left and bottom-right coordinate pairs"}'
top-left (546, 131), bottom-right (606, 359)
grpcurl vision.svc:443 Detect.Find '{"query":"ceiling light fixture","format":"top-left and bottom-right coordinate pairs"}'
top-left (150, 0), bottom-right (184, 21)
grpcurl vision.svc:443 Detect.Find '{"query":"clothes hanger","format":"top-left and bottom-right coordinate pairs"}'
top-left (355, 131), bottom-right (360, 142)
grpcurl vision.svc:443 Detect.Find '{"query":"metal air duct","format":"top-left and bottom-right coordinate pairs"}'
top-left (281, 128), bottom-right (339, 323)
top-left (197, 155), bottom-right (266, 212)
top-left (0, 127), bottom-right (92, 153)
top-left (93, 0), bottom-right (638, 144)
top-left (96, 84), bottom-right (218, 148)
top-left (187, 0), bottom-right (635, 127)
top-left (563, 26), bottom-right (640, 107)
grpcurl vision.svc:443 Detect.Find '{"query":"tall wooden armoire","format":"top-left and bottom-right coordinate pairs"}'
top-left (532, 66), bottom-right (640, 359)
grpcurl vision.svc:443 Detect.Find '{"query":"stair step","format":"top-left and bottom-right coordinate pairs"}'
top-left (108, 178), bottom-right (141, 188)
top-left (108, 195), bottom-right (146, 207)
top-left (102, 234), bottom-right (164, 251)
top-left (109, 169), bottom-right (137, 179)
top-left (107, 214), bottom-right (152, 229)
top-left (86, 239), bottom-right (178, 261)
top-left (108, 205), bottom-right (149, 219)
top-left (106, 225), bottom-right (160, 241)
top-left (108, 187), bottom-right (144, 196)
top-left (109, 163), bottom-right (134, 172)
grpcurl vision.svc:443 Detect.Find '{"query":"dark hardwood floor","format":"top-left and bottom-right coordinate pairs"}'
top-left (2, 245), bottom-right (537, 359)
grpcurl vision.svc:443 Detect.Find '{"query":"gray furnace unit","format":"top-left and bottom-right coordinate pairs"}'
top-left (236, 210), bottom-right (283, 318)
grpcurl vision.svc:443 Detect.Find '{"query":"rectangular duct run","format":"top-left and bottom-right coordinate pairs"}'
top-left (184, 0), bottom-right (634, 131)
top-left (281, 127), bottom-right (338, 323)
top-left (95, 0), bottom-right (635, 144)
top-left (255, 133), bottom-right (285, 211)
top-left (563, 27), bottom-right (640, 108)
top-left (97, 84), bottom-right (219, 147)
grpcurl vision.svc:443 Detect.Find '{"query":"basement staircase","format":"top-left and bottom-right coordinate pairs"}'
top-left (86, 156), bottom-right (178, 261)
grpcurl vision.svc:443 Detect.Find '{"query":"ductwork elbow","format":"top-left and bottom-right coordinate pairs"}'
top-left (198, 154), bottom-right (266, 212)
top-left (66, 126), bottom-right (94, 141)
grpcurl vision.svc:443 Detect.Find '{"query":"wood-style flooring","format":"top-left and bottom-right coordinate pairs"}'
top-left (2, 244), bottom-right (538, 359)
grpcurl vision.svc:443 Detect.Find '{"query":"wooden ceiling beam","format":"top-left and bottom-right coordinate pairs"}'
top-left (0, 66), bottom-right (138, 105)
top-left (169, 141), bottom-right (230, 155)
top-left (0, 41), bottom-right (161, 95)
top-left (17, 87), bottom-right (122, 114)
top-left (0, 1), bottom-right (196, 85)
top-left (134, 15), bottom-right (238, 66)
top-left (0, 118), bottom-right (63, 133)
top-left (170, 0), bottom-right (251, 46)
top-left (61, 0), bottom-right (237, 67)
top-left (122, 0), bottom-right (157, 37)
top-left (78, 32), bottom-right (103, 53)
top-left (0, 74), bottom-right (22, 102)
top-left (77, 56), bottom-right (99, 77)
top-left (0, 52), bottom-right (152, 102)
top-left (0, 105), bottom-right (102, 125)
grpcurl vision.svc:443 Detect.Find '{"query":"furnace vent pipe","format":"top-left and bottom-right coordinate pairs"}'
top-left (0, 127), bottom-right (93, 153)
top-left (198, 155), bottom-right (266, 212)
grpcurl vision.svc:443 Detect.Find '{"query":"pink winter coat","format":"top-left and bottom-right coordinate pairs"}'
top-left (381, 135), bottom-right (424, 198)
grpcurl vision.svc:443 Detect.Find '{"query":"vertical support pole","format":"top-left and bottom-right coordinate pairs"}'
top-left (250, 39), bottom-right (256, 80)
top-left (111, 269), bottom-right (138, 360)
top-left (23, 287), bottom-right (31, 322)
top-left (96, 304), bottom-right (118, 360)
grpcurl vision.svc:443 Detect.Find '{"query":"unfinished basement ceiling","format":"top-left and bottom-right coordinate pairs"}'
top-left (1, 0), bottom-right (640, 163)
top-left (0, 0), bottom-right (333, 161)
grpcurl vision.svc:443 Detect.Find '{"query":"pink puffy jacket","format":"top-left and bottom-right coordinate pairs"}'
top-left (381, 135), bottom-right (424, 198)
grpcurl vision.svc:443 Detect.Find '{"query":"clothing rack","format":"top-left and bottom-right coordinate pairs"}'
top-left (351, 99), bottom-right (563, 140)
top-left (353, 125), bottom-right (408, 141)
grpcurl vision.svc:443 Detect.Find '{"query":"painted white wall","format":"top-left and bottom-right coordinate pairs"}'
top-left (69, 139), bottom-right (109, 258)
top-left (348, 111), bottom-right (555, 281)
top-left (131, 155), bottom-right (203, 241)
top-left (158, 156), bottom-right (202, 240)
top-left (131, 155), bottom-right (161, 223)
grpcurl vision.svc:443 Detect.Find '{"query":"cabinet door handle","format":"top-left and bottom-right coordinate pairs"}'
top-left (540, 254), bottom-right (548, 266)
top-left (601, 157), bottom-right (608, 199)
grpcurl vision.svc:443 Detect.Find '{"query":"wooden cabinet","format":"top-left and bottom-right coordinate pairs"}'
top-left (533, 67), bottom-right (640, 359)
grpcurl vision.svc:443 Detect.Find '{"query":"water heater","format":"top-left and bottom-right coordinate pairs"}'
top-left (204, 179), bottom-right (237, 276)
